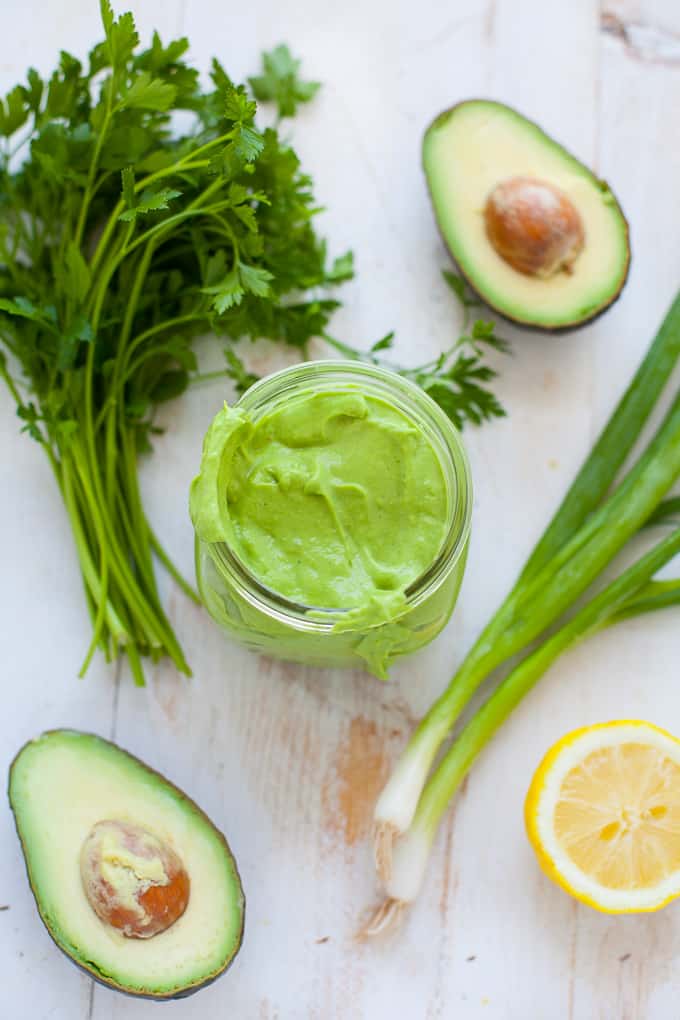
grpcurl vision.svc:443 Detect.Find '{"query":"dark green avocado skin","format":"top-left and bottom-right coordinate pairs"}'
top-left (8, 730), bottom-right (246, 1001)
top-left (57, 945), bottom-right (243, 1001)
top-left (423, 100), bottom-right (632, 334)
top-left (68, 948), bottom-right (243, 1001)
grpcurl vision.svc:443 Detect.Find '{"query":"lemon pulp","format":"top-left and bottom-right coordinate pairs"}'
top-left (554, 742), bottom-right (680, 891)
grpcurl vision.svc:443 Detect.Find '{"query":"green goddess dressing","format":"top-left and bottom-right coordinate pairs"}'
top-left (190, 365), bottom-right (471, 677)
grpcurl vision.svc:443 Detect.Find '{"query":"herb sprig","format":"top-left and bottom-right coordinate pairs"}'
top-left (224, 268), bottom-right (510, 430)
top-left (249, 45), bottom-right (321, 121)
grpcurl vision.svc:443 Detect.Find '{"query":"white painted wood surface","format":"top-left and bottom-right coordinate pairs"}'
top-left (2, 0), bottom-right (680, 1016)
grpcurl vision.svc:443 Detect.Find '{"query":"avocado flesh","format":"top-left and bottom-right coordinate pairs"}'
top-left (423, 100), bottom-right (630, 329)
top-left (8, 730), bottom-right (244, 999)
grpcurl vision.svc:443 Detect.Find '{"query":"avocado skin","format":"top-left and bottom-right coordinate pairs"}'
top-left (56, 944), bottom-right (238, 1001)
top-left (423, 99), bottom-right (632, 334)
top-left (8, 729), bottom-right (245, 1001)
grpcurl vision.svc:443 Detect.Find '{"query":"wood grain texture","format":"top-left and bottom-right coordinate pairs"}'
top-left (1, 0), bottom-right (680, 1017)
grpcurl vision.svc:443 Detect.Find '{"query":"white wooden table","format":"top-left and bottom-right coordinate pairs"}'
top-left (2, 1), bottom-right (680, 1016)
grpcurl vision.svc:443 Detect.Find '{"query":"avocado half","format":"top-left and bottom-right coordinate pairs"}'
top-left (423, 100), bottom-right (631, 330)
top-left (8, 730), bottom-right (245, 1000)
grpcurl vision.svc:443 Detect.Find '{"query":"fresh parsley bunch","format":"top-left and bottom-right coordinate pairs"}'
top-left (0, 1), bottom-right (351, 683)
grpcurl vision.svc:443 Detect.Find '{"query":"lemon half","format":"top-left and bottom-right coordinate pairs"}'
top-left (525, 721), bottom-right (680, 913)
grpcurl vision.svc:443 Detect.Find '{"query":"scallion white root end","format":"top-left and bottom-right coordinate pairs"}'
top-left (362, 825), bottom-right (434, 938)
top-left (358, 898), bottom-right (405, 939)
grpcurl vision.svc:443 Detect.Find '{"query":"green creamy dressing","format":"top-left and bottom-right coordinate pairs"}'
top-left (190, 388), bottom-right (450, 629)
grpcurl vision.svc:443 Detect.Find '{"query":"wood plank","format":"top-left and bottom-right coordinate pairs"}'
top-left (570, 2), bottom-right (680, 1017)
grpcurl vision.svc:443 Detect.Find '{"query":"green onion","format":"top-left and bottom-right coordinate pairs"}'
top-left (646, 497), bottom-right (680, 528)
top-left (372, 292), bottom-right (680, 911)
top-left (365, 526), bottom-right (680, 933)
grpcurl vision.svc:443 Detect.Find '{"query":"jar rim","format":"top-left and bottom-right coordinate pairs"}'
top-left (208, 359), bottom-right (472, 632)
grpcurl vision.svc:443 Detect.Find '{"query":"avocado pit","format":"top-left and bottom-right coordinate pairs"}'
top-left (80, 819), bottom-right (190, 939)
top-left (484, 175), bottom-right (585, 279)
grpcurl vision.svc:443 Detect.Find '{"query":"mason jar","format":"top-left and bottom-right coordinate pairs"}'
top-left (193, 361), bottom-right (472, 678)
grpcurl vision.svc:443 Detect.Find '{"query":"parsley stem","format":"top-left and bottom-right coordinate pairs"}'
top-left (88, 132), bottom-right (233, 277)
top-left (105, 239), bottom-right (156, 510)
top-left (69, 435), bottom-right (168, 653)
top-left (60, 455), bottom-right (128, 647)
top-left (125, 639), bottom-right (146, 688)
top-left (74, 100), bottom-right (113, 250)
top-left (191, 368), bottom-right (233, 383)
top-left (126, 313), bottom-right (207, 352)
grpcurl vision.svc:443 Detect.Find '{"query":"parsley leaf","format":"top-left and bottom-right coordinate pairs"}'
top-left (57, 315), bottom-right (94, 371)
top-left (239, 262), bottom-right (274, 298)
top-left (123, 70), bottom-right (177, 111)
top-left (62, 242), bottom-right (91, 303)
top-left (202, 268), bottom-right (245, 313)
top-left (119, 186), bottom-right (182, 221)
top-left (222, 347), bottom-right (259, 394)
top-left (100, 0), bottom-right (139, 73)
top-left (370, 333), bottom-right (395, 353)
top-left (442, 268), bottom-right (484, 327)
top-left (0, 86), bottom-right (30, 137)
top-left (249, 44), bottom-right (321, 119)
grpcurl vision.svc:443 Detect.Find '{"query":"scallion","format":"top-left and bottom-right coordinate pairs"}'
top-left (366, 527), bottom-right (680, 933)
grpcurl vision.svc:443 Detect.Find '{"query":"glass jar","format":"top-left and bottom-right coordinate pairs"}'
top-left (194, 361), bottom-right (472, 677)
